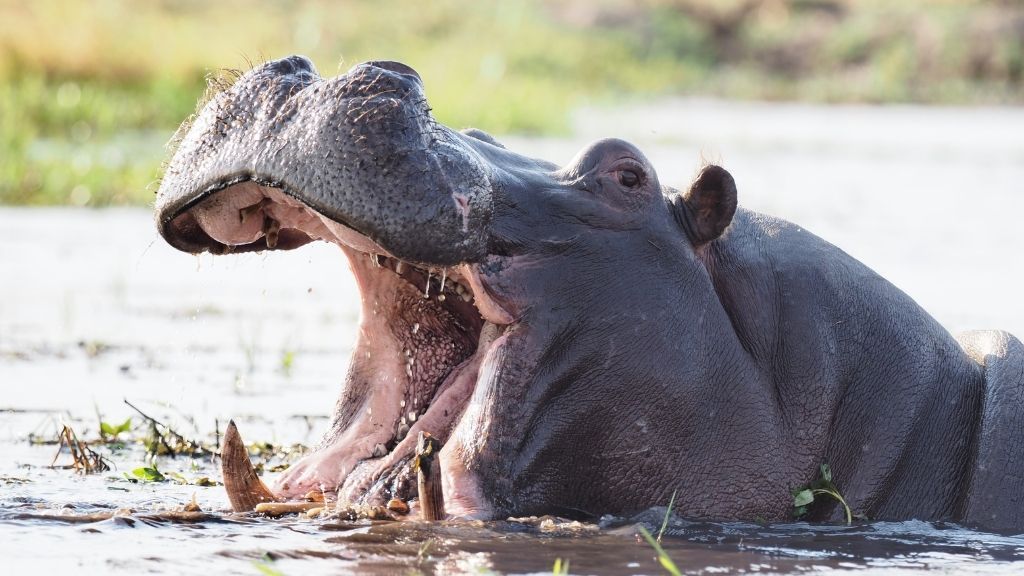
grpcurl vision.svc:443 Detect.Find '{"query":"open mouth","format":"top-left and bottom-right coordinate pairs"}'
top-left (168, 181), bottom-right (511, 511)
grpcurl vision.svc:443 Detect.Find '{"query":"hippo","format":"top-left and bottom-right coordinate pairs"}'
top-left (155, 56), bottom-right (1024, 531)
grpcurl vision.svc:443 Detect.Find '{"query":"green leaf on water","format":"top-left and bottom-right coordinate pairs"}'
top-left (280, 350), bottom-right (295, 376)
top-left (791, 462), bottom-right (853, 524)
top-left (131, 466), bottom-right (165, 482)
top-left (100, 418), bottom-right (132, 439)
top-left (793, 488), bottom-right (815, 508)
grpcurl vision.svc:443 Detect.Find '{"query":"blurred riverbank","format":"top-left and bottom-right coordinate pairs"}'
top-left (2, 0), bottom-right (1022, 205)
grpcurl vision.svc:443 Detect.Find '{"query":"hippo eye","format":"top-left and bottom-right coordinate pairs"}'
top-left (617, 169), bottom-right (641, 188)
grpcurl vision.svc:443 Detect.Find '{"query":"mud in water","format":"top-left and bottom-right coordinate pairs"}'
top-left (2, 100), bottom-right (1024, 574)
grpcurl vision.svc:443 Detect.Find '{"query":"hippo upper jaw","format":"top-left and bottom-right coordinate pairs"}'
top-left (155, 56), bottom-right (493, 267)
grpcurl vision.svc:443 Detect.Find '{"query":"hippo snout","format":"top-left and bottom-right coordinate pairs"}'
top-left (155, 55), bottom-right (492, 264)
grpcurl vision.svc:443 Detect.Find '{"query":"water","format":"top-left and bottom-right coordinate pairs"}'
top-left (2, 99), bottom-right (1023, 574)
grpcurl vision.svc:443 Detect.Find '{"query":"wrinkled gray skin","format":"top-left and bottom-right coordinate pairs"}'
top-left (156, 56), bottom-right (1024, 531)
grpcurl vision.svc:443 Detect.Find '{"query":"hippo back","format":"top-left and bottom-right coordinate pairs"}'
top-left (704, 207), bottom-right (988, 523)
top-left (957, 330), bottom-right (1024, 531)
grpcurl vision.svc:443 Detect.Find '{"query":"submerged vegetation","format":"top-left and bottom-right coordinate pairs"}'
top-left (0, 0), bottom-right (1021, 206)
top-left (50, 423), bottom-right (111, 474)
top-left (37, 399), bottom-right (306, 487)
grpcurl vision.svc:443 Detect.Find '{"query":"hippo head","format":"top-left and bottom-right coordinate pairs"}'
top-left (157, 56), bottom-right (738, 519)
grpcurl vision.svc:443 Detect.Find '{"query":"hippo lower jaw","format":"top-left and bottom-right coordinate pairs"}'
top-left (184, 182), bottom-right (512, 516)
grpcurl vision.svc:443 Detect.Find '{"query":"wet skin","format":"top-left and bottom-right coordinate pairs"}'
top-left (155, 56), bottom-right (1024, 530)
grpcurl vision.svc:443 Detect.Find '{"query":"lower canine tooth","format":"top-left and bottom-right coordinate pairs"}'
top-left (221, 421), bottom-right (278, 512)
top-left (416, 432), bottom-right (445, 521)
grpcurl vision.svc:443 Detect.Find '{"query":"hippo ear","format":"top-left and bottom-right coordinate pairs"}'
top-left (673, 165), bottom-right (737, 246)
top-left (461, 128), bottom-right (506, 149)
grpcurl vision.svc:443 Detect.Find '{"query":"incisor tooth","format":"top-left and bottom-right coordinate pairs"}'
top-left (263, 217), bottom-right (280, 249)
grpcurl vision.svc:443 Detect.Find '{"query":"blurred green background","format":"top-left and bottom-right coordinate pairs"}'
top-left (1, 0), bottom-right (1021, 207)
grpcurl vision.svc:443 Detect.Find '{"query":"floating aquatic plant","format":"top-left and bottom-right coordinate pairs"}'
top-left (792, 463), bottom-right (853, 525)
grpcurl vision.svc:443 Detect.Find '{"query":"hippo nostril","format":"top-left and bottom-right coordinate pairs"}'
top-left (265, 55), bottom-right (318, 77)
top-left (364, 60), bottom-right (423, 84)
